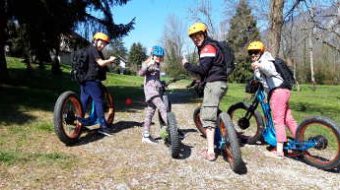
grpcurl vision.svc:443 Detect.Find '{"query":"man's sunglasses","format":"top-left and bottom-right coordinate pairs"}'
top-left (248, 50), bottom-right (261, 56)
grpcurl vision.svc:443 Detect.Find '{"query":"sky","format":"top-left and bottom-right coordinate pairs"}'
top-left (113, 0), bottom-right (226, 52)
top-left (83, 0), bottom-right (336, 53)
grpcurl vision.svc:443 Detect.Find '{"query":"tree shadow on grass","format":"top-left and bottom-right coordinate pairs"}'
top-left (0, 85), bottom-right (45, 125)
top-left (0, 68), bottom-right (200, 126)
top-left (0, 81), bottom-right (147, 126)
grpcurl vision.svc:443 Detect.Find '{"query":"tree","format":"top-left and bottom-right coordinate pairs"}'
top-left (267, 0), bottom-right (285, 57)
top-left (128, 42), bottom-right (147, 73)
top-left (104, 38), bottom-right (127, 58)
top-left (304, 1), bottom-right (340, 53)
top-left (0, 0), bottom-right (9, 81)
top-left (278, 0), bottom-right (339, 85)
top-left (161, 15), bottom-right (187, 77)
top-left (226, 0), bottom-right (261, 83)
top-left (303, 1), bottom-right (340, 85)
top-left (103, 38), bottom-right (127, 72)
top-left (246, 0), bottom-right (304, 55)
top-left (189, 0), bottom-right (219, 39)
top-left (0, 0), bottom-right (135, 82)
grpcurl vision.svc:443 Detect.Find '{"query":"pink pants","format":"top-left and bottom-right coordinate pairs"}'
top-left (270, 88), bottom-right (298, 143)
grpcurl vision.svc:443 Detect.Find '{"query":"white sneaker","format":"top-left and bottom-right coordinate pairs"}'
top-left (98, 127), bottom-right (112, 137)
top-left (142, 136), bottom-right (158, 144)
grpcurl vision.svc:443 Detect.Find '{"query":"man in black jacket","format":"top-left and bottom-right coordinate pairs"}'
top-left (182, 22), bottom-right (228, 161)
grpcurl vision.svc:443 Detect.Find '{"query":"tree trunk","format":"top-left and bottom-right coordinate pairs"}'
top-left (52, 37), bottom-right (62, 75)
top-left (308, 29), bottom-right (316, 85)
top-left (0, 0), bottom-right (9, 83)
top-left (287, 57), bottom-right (300, 91)
top-left (0, 43), bottom-right (8, 83)
top-left (51, 47), bottom-right (62, 75)
top-left (268, 0), bottom-right (284, 57)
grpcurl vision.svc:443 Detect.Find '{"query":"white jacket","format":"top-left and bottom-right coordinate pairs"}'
top-left (254, 51), bottom-right (284, 94)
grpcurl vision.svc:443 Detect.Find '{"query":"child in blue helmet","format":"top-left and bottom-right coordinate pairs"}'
top-left (138, 45), bottom-right (168, 144)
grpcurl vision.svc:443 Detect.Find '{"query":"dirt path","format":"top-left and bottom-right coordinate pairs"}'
top-left (2, 83), bottom-right (340, 190)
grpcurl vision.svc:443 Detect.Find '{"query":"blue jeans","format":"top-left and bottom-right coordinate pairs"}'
top-left (80, 81), bottom-right (108, 128)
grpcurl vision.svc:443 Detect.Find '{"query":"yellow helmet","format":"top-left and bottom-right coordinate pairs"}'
top-left (247, 41), bottom-right (265, 53)
top-left (188, 22), bottom-right (207, 36)
top-left (93, 32), bottom-right (110, 43)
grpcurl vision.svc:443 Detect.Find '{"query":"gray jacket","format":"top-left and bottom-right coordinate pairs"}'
top-left (138, 60), bottom-right (162, 102)
top-left (254, 51), bottom-right (284, 94)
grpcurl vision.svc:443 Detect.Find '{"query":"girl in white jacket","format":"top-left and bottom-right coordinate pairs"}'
top-left (247, 41), bottom-right (298, 159)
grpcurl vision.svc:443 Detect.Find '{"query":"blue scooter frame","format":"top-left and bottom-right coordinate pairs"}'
top-left (256, 86), bottom-right (321, 151)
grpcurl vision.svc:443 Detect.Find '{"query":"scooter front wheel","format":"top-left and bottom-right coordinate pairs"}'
top-left (167, 112), bottom-right (180, 158)
top-left (53, 91), bottom-right (83, 145)
top-left (218, 112), bottom-right (244, 173)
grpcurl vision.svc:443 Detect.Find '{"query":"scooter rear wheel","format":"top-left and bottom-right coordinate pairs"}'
top-left (227, 102), bottom-right (264, 144)
top-left (296, 116), bottom-right (340, 170)
top-left (193, 106), bottom-right (221, 138)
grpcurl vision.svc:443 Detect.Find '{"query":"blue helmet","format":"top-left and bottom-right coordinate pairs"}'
top-left (151, 45), bottom-right (165, 57)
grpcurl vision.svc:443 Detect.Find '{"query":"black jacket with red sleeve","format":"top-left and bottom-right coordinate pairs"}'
top-left (184, 38), bottom-right (227, 83)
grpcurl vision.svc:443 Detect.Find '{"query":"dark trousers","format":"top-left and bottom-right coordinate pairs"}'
top-left (80, 81), bottom-right (107, 127)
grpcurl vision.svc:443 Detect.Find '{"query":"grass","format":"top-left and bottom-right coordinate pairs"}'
top-left (0, 150), bottom-right (73, 167)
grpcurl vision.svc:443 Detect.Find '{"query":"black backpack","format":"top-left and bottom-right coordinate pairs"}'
top-left (210, 40), bottom-right (235, 77)
top-left (273, 57), bottom-right (296, 90)
top-left (71, 48), bottom-right (88, 83)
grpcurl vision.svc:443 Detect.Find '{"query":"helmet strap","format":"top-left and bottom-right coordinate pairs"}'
top-left (203, 31), bottom-right (208, 38)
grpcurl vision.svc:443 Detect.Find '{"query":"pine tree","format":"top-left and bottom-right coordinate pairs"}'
top-left (128, 42), bottom-right (147, 74)
top-left (226, 0), bottom-right (261, 83)
top-left (1, 0), bottom-right (135, 80)
top-left (164, 46), bottom-right (187, 78)
top-left (105, 38), bottom-right (128, 59)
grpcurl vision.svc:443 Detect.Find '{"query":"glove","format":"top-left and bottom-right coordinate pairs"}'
top-left (147, 64), bottom-right (159, 72)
